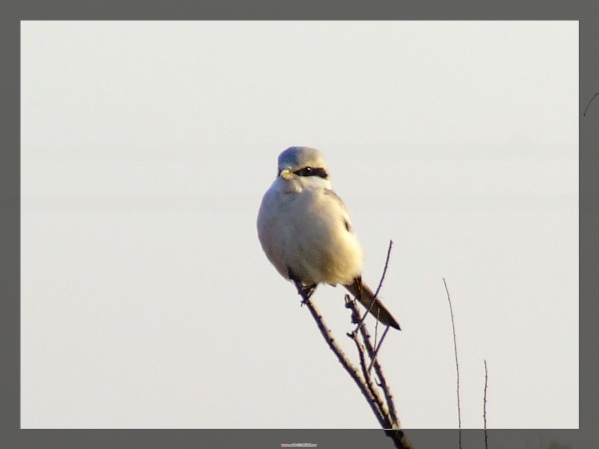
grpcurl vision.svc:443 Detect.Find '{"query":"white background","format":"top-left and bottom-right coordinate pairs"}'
top-left (21, 21), bottom-right (578, 430)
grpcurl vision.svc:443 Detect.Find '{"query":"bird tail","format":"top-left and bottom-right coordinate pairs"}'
top-left (345, 278), bottom-right (401, 330)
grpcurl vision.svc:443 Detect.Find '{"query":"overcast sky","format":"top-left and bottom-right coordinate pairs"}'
top-left (21, 21), bottom-right (578, 434)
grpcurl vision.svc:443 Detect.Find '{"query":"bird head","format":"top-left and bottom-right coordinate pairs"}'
top-left (276, 147), bottom-right (331, 189)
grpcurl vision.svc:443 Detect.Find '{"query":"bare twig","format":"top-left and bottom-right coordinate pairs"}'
top-left (346, 295), bottom-right (399, 427)
top-left (374, 240), bottom-right (394, 299)
top-left (358, 239), bottom-right (394, 347)
top-left (583, 91), bottom-right (599, 116)
top-left (370, 326), bottom-right (392, 373)
top-left (385, 429), bottom-right (416, 449)
top-left (363, 329), bottom-right (398, 425)
top-left (443, 278), bottom-right (462, 449)
top-left (350, 329), bottom-right (392, 428)
top-left (484, 359), bottom-right (489, 449)
top-left (374, 240), bottom-right (394, 342)
top-left (302, 295), bottom-right (388, 428)
top-left (296, 241), bottom-right (414, 449)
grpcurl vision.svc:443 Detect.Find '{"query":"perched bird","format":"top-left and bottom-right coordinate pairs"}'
top-left (257, 146), bottom-right (400, 330)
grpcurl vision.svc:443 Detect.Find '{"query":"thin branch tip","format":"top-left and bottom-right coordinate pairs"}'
top-left (294, 240), bottom-right (413, 448)
top-left (444, 278), bottom-right (462, 449)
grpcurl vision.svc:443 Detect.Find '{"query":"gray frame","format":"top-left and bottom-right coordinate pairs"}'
top-left (3, 1), bottom-right (593, 448)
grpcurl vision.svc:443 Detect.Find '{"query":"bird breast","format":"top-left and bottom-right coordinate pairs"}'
top-left (258, 182), bottom-right (363, 286)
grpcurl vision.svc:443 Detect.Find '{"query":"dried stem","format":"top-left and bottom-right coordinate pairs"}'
top-left (484, 359), bottom-right (489, 449)
top-left (350, 329), bottom-right (392, 428)
top-left (295, 240), bottom-right (414, 449)
top-left (302, 295), bottom-right (388, 429)
top-left (346, 298), bottom-right (396, 423)
top-left (443, 278), bottom-right (462, 449)
top-left (583, 91), bottom-right (599, 116)
top-left (374, 240), bottom-right (394, 299)
top-left (357, 239), bottom-right (394, 352)
top-left (373, 240), bottom-right (394, 342)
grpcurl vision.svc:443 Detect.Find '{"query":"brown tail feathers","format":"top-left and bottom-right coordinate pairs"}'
top-left (344, 278), bottom-right (401, 330)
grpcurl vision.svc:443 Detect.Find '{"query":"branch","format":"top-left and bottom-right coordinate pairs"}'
top-left (374, 240), bottom-right (394, 299)
top-left (346, 297), bottom-right (415, 449)
top-left (297, 241), bottom-right (415, 449)
top-left (443, 278), bottom-right (462, 449)
top-left (583, 91), bottom-right (599, 116)
top-left (349, 326), bottom-right (393, 429)
top-left (302, 296), bottom-right (388, 429)
top-left (484, 359), bottom-right (489, 449)
top-left (359, 240), bottom-right (394, 340)
top-left (347, 296), bottom-right (399, 425)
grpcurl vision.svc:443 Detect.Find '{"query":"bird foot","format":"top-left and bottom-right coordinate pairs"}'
top-left (299, 284), bottom-right (316, 304)
top-left (288, 267), bottom-right (316, 305)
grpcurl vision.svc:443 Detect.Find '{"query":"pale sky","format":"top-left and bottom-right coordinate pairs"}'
top-left (21, 21), bottom-right (578, 431)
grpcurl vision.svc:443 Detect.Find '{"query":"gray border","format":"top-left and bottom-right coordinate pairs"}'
top-left (3, 1), bottom-right (595, 448)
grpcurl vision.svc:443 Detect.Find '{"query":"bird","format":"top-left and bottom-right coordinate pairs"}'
top-left (257, 146), bottom-right (401, 330)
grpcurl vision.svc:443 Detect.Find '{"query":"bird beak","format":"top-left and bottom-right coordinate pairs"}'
top-left (279, 169), bottom-right (294, 180)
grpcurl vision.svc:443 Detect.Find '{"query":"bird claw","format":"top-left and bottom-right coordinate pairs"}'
top-left (288, 267), bottom-right (316, 304)
top-left (299, 285), bottom-right (315, 304)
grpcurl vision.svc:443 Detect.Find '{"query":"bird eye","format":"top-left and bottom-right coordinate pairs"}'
top-left (294, 166), bottom-right (328, 179)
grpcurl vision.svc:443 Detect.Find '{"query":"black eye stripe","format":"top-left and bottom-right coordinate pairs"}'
top-left (294, 166), bottom-right (328, 179)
